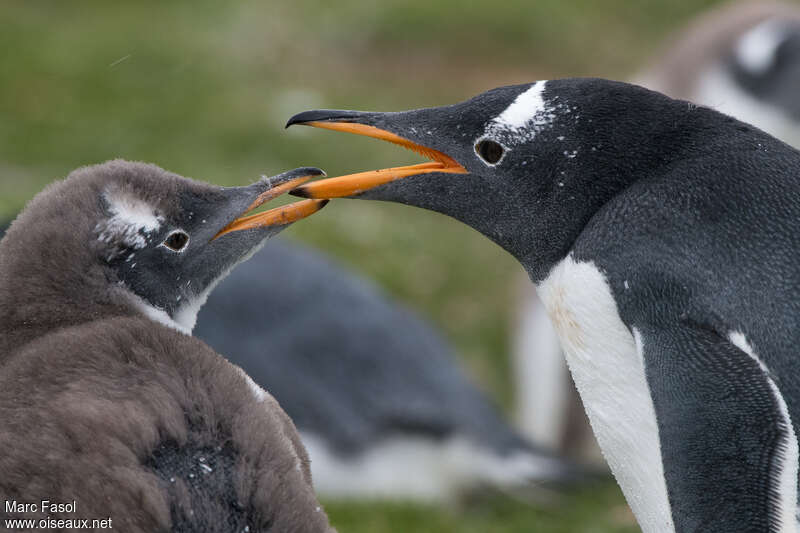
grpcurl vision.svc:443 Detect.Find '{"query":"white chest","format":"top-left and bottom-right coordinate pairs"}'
top-left (537, 256), bottom-right (675, 533)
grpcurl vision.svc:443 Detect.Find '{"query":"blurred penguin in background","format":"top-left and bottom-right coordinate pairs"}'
top-left (195, 239), bottom-right (583, 502)
top-left (514, 0), bottom-right (800, 465)
top-left (638, 0), bottom-right (800, 145)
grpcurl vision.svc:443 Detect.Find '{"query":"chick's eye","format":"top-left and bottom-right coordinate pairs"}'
top-left (163, 230), bottom-right (189, 251)
top-left (475, 139), bottom-right (505, 164)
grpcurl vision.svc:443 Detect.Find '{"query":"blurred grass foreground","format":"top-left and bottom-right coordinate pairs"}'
top-left (0, 1), bottom-right (751, 531)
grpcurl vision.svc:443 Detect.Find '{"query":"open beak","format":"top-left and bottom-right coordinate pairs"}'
top-left (214, 171), bottom-right (328, 239)
top-left (285, 110), bottom-right (467, 199)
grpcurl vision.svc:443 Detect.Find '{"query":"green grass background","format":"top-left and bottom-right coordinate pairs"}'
top-left (1, 1), bottom-right (785, 531)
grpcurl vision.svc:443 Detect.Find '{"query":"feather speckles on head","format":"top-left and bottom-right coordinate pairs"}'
top-left (95, 189), bottom-right (163, 260)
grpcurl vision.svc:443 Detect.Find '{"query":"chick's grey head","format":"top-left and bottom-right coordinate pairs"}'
top-left (0, 160), bottom-right (325, 339)
top-left (288, 79), bottom-right (710, 279)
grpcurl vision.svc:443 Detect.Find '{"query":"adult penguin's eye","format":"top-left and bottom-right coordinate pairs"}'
top-left (162, 230), bottom-right (189, 252)
top-left (475, 139), bottom-right (505, 165)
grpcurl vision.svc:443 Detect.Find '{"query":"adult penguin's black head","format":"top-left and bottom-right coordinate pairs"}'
top-left (0, 160), bottom-right (326, 346)
top-left (288, 78), bottom-right (719, 279)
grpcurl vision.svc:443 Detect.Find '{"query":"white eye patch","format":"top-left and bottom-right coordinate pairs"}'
top-left (96, 189), bottom-right (164, 257)
top-left (483, 80), bottom-right (555, 145)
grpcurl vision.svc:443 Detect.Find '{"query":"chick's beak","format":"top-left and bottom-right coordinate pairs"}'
top-left (214, 169), bottom-right (328, 239)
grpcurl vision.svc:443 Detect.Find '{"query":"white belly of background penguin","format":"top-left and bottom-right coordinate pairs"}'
top-left (287, 77), bottom-right (800, 532)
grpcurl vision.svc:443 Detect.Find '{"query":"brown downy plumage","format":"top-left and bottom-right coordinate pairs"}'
top-left (0, 160), bottom-right (334, 532)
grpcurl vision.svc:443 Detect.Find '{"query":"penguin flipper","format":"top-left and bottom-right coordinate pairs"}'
top-left (639, 322), bottom-right (796, 532)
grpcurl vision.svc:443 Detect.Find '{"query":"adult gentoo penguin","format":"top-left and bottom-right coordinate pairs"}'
top-left (517, 0), bottom-right (800, 465)
top-left (0, 160), bottom-right (333, 532)
top-left (288, 79), bottom-right (800, 531)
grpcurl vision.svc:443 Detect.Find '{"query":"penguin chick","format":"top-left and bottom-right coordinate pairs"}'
top-left (0, 160), bottom-right (333, 533)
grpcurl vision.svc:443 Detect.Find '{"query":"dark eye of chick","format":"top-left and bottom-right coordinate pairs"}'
top-left (163, 230), bottom-right (189, 251)
top-left (475, 139), bottom-right (505, 164)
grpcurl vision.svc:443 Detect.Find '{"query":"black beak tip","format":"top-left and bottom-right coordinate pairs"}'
top-left (303, 167), bottom-right (326, 178)
top-left (281, 166), bottom-right (325, 179)
top-left (285, 110), bottom-right (332, 128)
top-left (285, 113), bottom-right (309, 129)
top-left (285, 109), bottom-right (365, 129)
top-left (289, 185), bottom-right (312, 198)
top-left (262, 167), bottom-right (326, 189)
